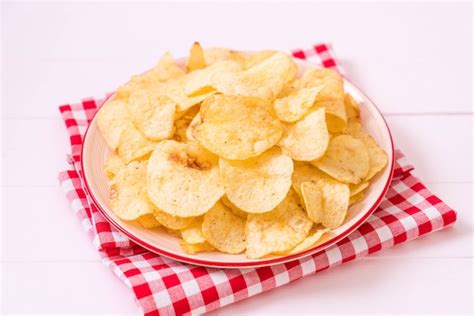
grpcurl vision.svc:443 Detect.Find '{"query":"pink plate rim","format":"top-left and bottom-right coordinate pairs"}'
top-left (81, 59), bottom-right (395, 268)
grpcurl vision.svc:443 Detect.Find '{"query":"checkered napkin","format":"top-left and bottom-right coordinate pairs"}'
top-left (58, 44), bottom-right (457, 315)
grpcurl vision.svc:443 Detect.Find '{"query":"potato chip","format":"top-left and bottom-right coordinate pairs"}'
top-left (115, 53), bottom-right (184, 100)
top-left (185, 112), bottom-right (200, 142)
top-left (244, 50), bottom-right (277, 69)
top-left (349, 182), bottom-right (369, 196)
top-left (173, 107), bottom-right (200, 142)
top-left (137, 214), bottom-right (161, 228)
top-left (300, 181), bottom-right (324, 223)
top-left (156, 77), bottom-right (215, 112)
top-left (195, 95), bottom-right (283, 160)
top-left (350, 191), bottom-right (366, 205)
top-left (104, 154), bottom-right (125, 180)
top-left (184, 60), bottom-right (241, 97)
top-left (278, 108), bottom-right (329, 161)
top-left (215, 52), bottom-right (297, 100)
top-left (204, 47), bottom-right (248, 66)
top-left (117, 122), bottom-right (156, 163)
top-left (298, 68), bottom-right (344, 103)
top-left (180, 217), bottom-right (206, 244)
top-left (291, 162), bottom-right (330, 196)
top-left (298, 68), bottom-right (347, 132)
top-left (150, 52), bottom-right (186, 82)
top-left (344, 93), bottom-right (360, 119)
top-left (274, 86), bottom-right (323, 122)
top-left (153, 208), bottom-right (195, 230)
top-left (318, 179), bottom-right (350, 228)
top-left (219, 147), bottom-right (293, 213)
top-left (276, 82), bottom-right (296, 98)
top-left (202, 202), bottom-right (246, 254)
top-left (173, 118), bottom-right (191, 142)
top-left (97, 99), bottom-right (129, 151)
top-left (187, 42), bottom-right (206, 71)
top-left (164, 227), bottom-right (182, 238)
top-left (127, 90), bottom-right (176, 141)
top-left (341, 119), bottom-right (362, 134)
top-left (221, 195), bottom-right (248, 219)
top-left (147, 140), bottom-right (224, 217)
top-left (245, 190), bottom-right (313, 258)
top-left (313, 135), bottom-right (369, 184)
top-left (180, 241), bottom-right (215, 254)
top-left (281, 227), bottom-right (329, 255)
top-left (176, 105), bottom-right (200, 121)
top-left (324, 102), bottom-right (348, 133)
top-left (110, 161), bottom-right (153, 220)
top-left (299, 172), bottom-right (350, 228)
top-left (342, 122), bottom-right (388, 181)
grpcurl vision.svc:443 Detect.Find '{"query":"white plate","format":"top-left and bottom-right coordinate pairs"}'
top-left (82, 57), bottom-right (394, 268)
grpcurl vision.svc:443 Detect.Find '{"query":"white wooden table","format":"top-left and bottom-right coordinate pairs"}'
top-left (2, 2), bottom-right (472, 314)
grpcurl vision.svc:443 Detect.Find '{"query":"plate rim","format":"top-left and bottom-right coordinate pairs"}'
top-left (81, 58), bottom-right (395, 269)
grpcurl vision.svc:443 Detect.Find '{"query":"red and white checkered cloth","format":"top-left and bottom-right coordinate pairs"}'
top-left (58, 44), bottom-right (457, 315)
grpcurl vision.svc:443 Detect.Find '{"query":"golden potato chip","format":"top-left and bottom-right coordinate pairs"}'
top-left (117, 122), bottom-right (156, 163)
top-left (153, 77), bottom-right (212, 112)
top-left (97, 99), bottom-right (129, 151)
top-left (127, 90), bottom-right (176, 141)
top-left (324, 103), bottom-right (348, 133)
top-left (276, 82), bottom-right (296, 98)
top-left (195, 95), bottom-right (283, 160)
top-left (221, 195), bottom-right (248, 219)
top-left (153, 208), bottom-right (195, 230)
top-left (245, 190), bottom-right (313, 258)
top-left (280, 228), bottom-right (329, 255)
top-left (172, 105), bottom-right (200, 142)
top-left (350, 191), bottom-right (366, 205)
top-left (110, 161), bottom-right (153, 220)
top-left (176, 104), bottom-right (200, 120)
top-left (114, 53), bottom-right (184, 100)
top-left (299, 174), bottom-right (350, 228)
top-left (215, 52), bottom-right (297, 100)
top-left (187, 42), bottom-right (207, 72)
top-left (344, 93), bottom-right (360, 119)
top-left (298, 68), bottom-right (344, 102)
top-left (204, 47), bottom-right (248, 66)
top-left (180, 217), bottom-right (206, 244)
top-left (164, 227), bottom-right (182, 238)
top-left (318, 178), bottom-right (350, 228)
top-left (137, 214), bottom-right (161, 228)
top-left (202, 202), bottom-right (246, 254)
top-left (173, 106), bottom-right (200, 142)
top-left (180, 241), bottom-right (215, 254)
top-left (291, 162), bottom-right (330, 196)
top-left (104, 154), bottom-right (125, 180)
top-left (298, 68), bottom-right (347, 132)
top-left (203, 47), bottom-right (232, 64)
top-left (278, 108), bottom-right (329, 161)
top-left (274, 86), bottom-right (323, 122)
top-left (150, 52), bottom-right (186, 82)
top-left (300, 181), bottom-right (324, 223)
top-left (244, 50), bottom-right (277, 69)
top-left (173, 118), bottom-right (191, 142)
top-left (185, 112), bottom-right (200, 142)
top-left (342, 122), bottom-right (388, 181)
top-left (349, 182), bottom-right (369, 196)
top-left (184, 60), bottom-right (241, 97)
top-left (219, 147), bottom-right (293, 213)
top-left (313, 135), bottom-right (369, 184)
top-left (147, 140), bottom-right (224, 217)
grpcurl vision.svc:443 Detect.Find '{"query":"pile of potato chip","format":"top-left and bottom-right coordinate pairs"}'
top-left (98, 43), bottom-right (388, 259)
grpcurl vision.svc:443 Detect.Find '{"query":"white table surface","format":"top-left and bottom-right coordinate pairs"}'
top-left (1, 1), bottom-right (473, 315)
